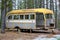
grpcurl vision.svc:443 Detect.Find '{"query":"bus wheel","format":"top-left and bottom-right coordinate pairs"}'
top-left (52, 29), bottom-right (56, 34)
top-left (15, 27), bottom-right (21, 33)
top-left (17, 28), bottom-right (22, 33)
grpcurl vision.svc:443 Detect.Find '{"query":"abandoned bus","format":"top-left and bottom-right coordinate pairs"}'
top-left (6, 8), bottom-right (55, 32)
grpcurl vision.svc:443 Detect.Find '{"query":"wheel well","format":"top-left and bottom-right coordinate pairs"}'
top-left (15, 26), bottom-right (19, 29)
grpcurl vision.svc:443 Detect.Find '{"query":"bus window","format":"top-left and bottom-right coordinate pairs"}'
top-left (25, 15), bottom-right (29, 19)
top-left (36, 13), bottom-right (44, 20)
top-left (14, 15), bottom-right (19, 20)
top-left (30, 14), bottom-right (34, 19)
top-left (45, 14), bottom-right (52, 19)
top-left (20, 15), bottom-right (24, 19)
top-left (8, 15), bottom-right (12, 20)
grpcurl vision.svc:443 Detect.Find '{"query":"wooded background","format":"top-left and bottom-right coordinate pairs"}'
top-left (0, 0), bottom-right (60, 33)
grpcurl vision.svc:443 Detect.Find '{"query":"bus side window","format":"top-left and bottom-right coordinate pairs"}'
top-left (14, 15), bottom-right (19, 20)
top-left (20, 15), bottom-right (24, 19)
top-left (45, 14), bottom-right (52, 19)
top-left (25, 15), bottom-right (29, 19)
top-left (30, 14), bottom-right (34, 19)
top-left (8, 15), bottom-right (12, 20)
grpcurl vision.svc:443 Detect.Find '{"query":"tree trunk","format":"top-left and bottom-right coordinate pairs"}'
top-left (1, 0), bottom-right (12, 33)
top-left (1, 0), bottom-right (6, 33)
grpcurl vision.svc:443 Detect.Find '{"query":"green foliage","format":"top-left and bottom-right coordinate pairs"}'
top-left (19, 1), bottom-right (25, 9)
top-left (57, 38), bottom-right (60, 40)
top-left (58, 20), bottom-right (60, 28)
top-left (1, 0), bottom-right (12, 11)
top-left (7, 0), bottom-right (12, 8)
top-left (27, 0), bottom-right (34, 8)
top-left (19, 0), bottom-right (43, 9)
top-left (1, 0), bottom-right (5, 10)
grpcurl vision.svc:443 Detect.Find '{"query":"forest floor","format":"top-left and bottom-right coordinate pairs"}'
top-left (0, 29), bottom-right (60, 40)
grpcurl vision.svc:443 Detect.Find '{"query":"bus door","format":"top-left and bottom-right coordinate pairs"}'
top-left (36, 13), bottom-right (44, 27)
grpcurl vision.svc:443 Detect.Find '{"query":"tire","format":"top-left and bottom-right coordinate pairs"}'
top-left (17, 28), bottom-right (21, 33)
top-left (52, 29), bottom-right (56, 34)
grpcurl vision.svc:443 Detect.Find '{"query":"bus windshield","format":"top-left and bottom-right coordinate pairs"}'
top-left (45, 14), bottom-right (52, 19)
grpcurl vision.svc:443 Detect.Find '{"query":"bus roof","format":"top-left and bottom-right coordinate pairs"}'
top-left (7, 8), bottom-right (53, 15)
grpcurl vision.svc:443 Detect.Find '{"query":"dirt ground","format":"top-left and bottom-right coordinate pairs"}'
top-left (0, 29), bottom-right (60, 40)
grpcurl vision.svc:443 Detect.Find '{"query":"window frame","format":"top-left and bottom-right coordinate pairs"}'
top-left (13, 15), bottom-right (19, 20)
top-left (25, 15), bottom-right (29, 20)
top-left (20, 15), bottom-right (24, 20)
top-left (45, 14), bottom-right (53, 19)
top-left (36, 13), bottom-right (44, 20)
top-left (8, 15), bottom-right (12, 20)
top-left (30, 14), bottom-right (35, 20)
